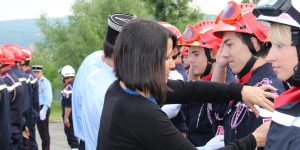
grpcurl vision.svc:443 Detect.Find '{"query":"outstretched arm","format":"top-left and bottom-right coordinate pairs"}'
top-left (166, 80), bottom-right (276, 116)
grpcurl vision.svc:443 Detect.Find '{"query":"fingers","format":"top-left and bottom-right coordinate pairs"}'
top-left (263, 91), bottom-right (278, 100)
top-left (248, 105), bottom-right (260, 118)
top-left (263, 97), bottom-right (274, 110)
top-left (261, 98), bottom-right (274, 112)
top-left (22, 132), bottom-right (29, 139)
top-left (263, 121), bottom-right (271, 127)
top-left (65, 122), bottom-right (70, 127)
top-left (260, 85), bottom-right (277, 91)
top-left (241, 85), bottom-right (276, 118)
top-left (254, 86), bottom-right (276, 112)
top-left (260, 87), bottom-right (276, 111)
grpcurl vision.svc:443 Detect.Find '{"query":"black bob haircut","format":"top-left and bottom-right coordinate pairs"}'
top-left (114, 18), bottom-right (177, 103)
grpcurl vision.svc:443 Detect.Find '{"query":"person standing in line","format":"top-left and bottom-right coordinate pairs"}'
top-left (212, 2), bottom-right (286, 148)
top-left (21, 48), bottom-right (39, 150)
top-left (159, 21), bottom-right (188, 138)
top-left (180, 46), bottom-right (191, 71)
top-left (1, 44), bottom-right (28, 150)
top-left (72, 13), bottom-right (136, 150)
top-left (4, 44), bottom-right (32, 150)
top-left (179, 20), bottom-right (226, 147)
top-left (254, 0), bottom-right (300, 149)
top-left (160, 21), bottom-right (188, 81)
top-left (32, 65), bottom-right (52, 150)
top-left (0, 45), bottom-right (24, 149)
top-left (0, 46), bottom-right (12, 150)
top-left (59, 65), bottom-right (79, 149)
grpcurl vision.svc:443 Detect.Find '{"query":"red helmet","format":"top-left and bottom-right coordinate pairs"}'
top-left (2, 44), bottom-right (24, 63)
top-left (0, 46), bottom-right (17, 65)
top-left (213, 1), bottom-right (269, 42)
top-left (22, 48), bottom-right (32, 61)
top-left (182, 20), bottom-right (222, 52)
top-left (180, 46), bottom-right (189, 56)
top-left (159, 22), bottom-right (182, 45)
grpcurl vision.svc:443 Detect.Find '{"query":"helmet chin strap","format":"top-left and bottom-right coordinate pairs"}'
top-left (236, 35), bottom-right (271, 79)
top-left (0, 64), bottom-right (8, 69)
top-left (236, 34), bottom-right (259, 79)
top-left (237, 55), bottom-right (257, 78)
top-left (202, 62), bottom-right (212, 78)
top-left (201, 48), bottom-right (216, 78)
top-left (236, 44), bottom-right (270, 79)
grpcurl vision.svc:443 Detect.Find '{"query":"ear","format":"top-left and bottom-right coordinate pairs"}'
top-left (250, 37), bottom-right (260, 52)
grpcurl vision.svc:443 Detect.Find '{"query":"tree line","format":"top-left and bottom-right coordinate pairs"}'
top-left (33, 0), bottom-right (258, 89)
top-left (32, 0), bottom-right (203, 89)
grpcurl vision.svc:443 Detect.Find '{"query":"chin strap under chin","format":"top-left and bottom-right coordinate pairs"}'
top-left (201, 48), bottom-right (216, 78)
top-left (237, 55), bottom-right (257, 79)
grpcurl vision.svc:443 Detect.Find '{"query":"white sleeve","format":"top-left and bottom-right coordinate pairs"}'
top-left (163, 70), bottom-right (183, 119)
top-left (197, 135), bottom-right (225, 150)
top-left (168, 70), bottom-right (184, 80)
top-left (161, 104), bottom-right (182, 119)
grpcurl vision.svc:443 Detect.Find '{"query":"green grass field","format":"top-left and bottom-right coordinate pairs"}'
top-left (50, 100), bottom-right (62, 121)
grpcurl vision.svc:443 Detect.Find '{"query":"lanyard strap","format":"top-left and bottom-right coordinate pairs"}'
top-left (123, 88), bottom-right (159, 106)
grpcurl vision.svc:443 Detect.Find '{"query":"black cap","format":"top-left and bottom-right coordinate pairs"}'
top-left (105, 13), bottom-right (136, 46)
top-left (32, 65), bottom-right (43, 72)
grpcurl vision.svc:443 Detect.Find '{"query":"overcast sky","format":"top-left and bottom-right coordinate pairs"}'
top-left (1, 0), bottom-right (299, 21)
top-left (0, 0), bottom-right (75, 21)
top-left (194, 0), bottom-right (241, 15)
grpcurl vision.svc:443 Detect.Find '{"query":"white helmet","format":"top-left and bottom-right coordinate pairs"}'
top-left (254, 0), bottom-right (300, 87)
top-left (254, 0), bottom-right (300, 28)
top-left (60, 65), bottom-right (75, 77)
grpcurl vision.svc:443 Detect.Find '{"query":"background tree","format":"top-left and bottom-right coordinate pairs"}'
top-left (143, 0), bottom-right (203, 30)
top-left (253, 0), bottom-right (259, 4)
top-left (33, 0), bottom-right (152, 90)
top-left (242, 0), bottom-right (250, 3)
top-left (35, 0), bottom-right (152, 69)
top-left (33, 0), bottom-right (204, 92)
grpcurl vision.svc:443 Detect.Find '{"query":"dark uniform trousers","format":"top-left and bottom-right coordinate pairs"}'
top-left (37, 107), bottom-right (50, 150)
top-left (22, 120), bottom-right (38, 150)
top-left (63, 115), bottom-right (79, 148)
top-left (79, 140), bottom-right (85, 150)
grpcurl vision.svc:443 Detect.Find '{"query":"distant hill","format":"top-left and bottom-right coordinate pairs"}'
top-left (0, 17), bottom-right (68, 49)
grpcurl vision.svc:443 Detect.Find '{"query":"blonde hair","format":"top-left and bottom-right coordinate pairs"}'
top-left (269, 23), bottom-right (292, 46)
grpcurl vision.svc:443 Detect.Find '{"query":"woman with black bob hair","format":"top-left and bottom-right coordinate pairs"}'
top-left (97, 18), bottom-right (276, 150)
